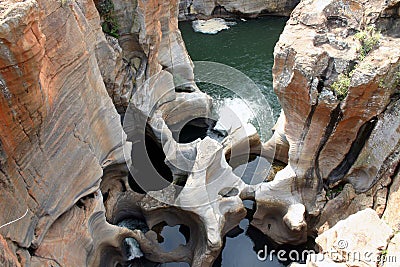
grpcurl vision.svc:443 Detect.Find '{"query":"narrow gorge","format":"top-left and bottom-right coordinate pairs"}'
top-left (0, 0), bottom-right (399, 267)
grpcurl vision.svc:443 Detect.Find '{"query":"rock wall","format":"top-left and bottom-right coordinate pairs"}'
top-left (0, 0), bottom-right (399, 266)
top-left (0, 0), bottom-right (138, 266)
top-left (270, 0), bottom-right (399, 247)
top-left (0, 0), bottom-right (210, 266)
top-left (95, 0), bottom-right (198, 113)
top-left (178, 0), bottom-right (300, 20)
top-left (0, 0), bottom-right (131, 264)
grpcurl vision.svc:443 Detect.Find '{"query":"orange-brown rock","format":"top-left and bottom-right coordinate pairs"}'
top-left (0, 234), bottom-right (21, 267)
top-left (272, 0), bottom-right (399, 210)
top-left (0, 0), bottom-right (128, 264)
top-left (259, 0), bottom-right (400, 244)
top-left (0, 0), bottom-right (213, 266)
top-left (1, 0), bottom-right (399, 266)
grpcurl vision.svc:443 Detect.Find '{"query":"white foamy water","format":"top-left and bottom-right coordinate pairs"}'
top-left (125, 238), bottom-right (143, 260)
top-left (192, 18), bottom-right (237, 34)
top-left (213, 97), bottom-right (259, 134)
top-left (118, 219), bottom-right (148, 260)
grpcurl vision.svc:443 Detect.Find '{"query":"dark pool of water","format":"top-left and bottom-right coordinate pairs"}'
top-left (179, 17), bottom-right (288, 123)
top-left (230, 155), bottom-right (271, 185)
top-left (212, 200), bottom-right (316, 267)
top-left (158, 225), bottom-right (188, 252)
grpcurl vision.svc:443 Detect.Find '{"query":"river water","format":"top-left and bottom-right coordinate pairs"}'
top-left (176, 17), bottom-right (314, 267)
top-left (179, 17), bottom-right (287, 127)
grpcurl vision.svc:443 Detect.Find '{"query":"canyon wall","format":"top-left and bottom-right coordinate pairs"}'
top-left (0, 0), bottom-right (130, 265)
top-left (0, 0), bottom-right (399, 266)
top-left (270, 0), bottom-right (400, 263)
top-left (178, 0), bottom-right (300, 19)
top-left (0, 0), bottom-right (210, 266)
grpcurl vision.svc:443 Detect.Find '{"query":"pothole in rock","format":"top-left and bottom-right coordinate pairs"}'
top-left (117, 219), bottom-right (191, 266)
top-left (128, 127), bottom-right (173, 193)
top-left (152, 222), bottom-right (190, 253)
top-left (229, 154), bottom-right (272, 185)
top-left (178, 117), bottom-right (221, 143)
top-left (213, 200), bottom-right (316, 267)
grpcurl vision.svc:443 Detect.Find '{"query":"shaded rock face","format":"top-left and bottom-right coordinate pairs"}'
top-left (1, 0), bottom-right (244, 266)
top-left (95, 0), bottom-right (196, 112)
top-left (178, 0), bottom-right (301, 20)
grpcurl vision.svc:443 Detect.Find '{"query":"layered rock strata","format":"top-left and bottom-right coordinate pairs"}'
top-left (1, 0), bottom-right (399, 266)
top-left (271, 0), bottom-right (400, 229)
top-left (0, 0), bottom-right (130, 265)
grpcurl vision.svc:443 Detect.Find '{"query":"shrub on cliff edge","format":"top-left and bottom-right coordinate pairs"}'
top-left (355, 26), bottom-right (381, 61)
top-left (97, 0), bottom-right (120, 38)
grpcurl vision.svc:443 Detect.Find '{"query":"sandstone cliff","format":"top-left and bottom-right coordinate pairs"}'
top-left (272, 0), bottom-right (399, 221)
top-left (0, 0), bottom-right (399, 266)
top-left (0, 0), bottom-right (129, 265)
top-left (269, 0), bottom-right (400, 264)
top-left (0, 0), bottom-right (209, 265)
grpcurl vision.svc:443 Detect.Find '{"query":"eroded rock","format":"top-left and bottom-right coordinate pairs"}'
top-left (179, 0), bottom-right (301, 20)
top-left (271, 0), bottom-right (400, 226)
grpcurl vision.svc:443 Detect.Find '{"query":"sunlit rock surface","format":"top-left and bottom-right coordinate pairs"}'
top-left (311, 209), bottom-right (393, 267)
top-left (0, 0), bottom-right (128, 263)
top-left (0, 0), bottom-right (399, 266)
top-left (270, 0), bottom-right (400, 230)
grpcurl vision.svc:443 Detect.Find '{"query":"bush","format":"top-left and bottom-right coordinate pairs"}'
top-left (396, 71), bottom-right (400, 87)
top-left (355, 26), bottom-right (381, 60)
top-left (331, 73), bottom-right (351, 101)
top-left (327, 184), bottom-right (345, 199)
top-left (97, 0), bottom-right (120, 38)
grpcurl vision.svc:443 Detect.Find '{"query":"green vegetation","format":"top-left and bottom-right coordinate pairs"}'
top-left (355, 26), bottom-right (381, 61)
top-left (330, 26), bottom-right (381, 101)
top-left (97, 0), bottom-right (120, 38)
top-left (396, 71), bottom-right (400, 88)
top-left (380, 249), bottom-right (388, 256)
top-left (327, 184), bottom-right (345, 199)
top-left (331, 73), bottom-right (351, 101)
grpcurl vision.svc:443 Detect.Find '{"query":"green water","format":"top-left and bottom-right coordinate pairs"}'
top-left (178, 17), bottom-right (312, 267)
top-left (179, 17), bottom-right (288, 122)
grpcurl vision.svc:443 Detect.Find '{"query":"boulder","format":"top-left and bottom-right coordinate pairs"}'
top-left (315, 209), bottom-right (393, 267)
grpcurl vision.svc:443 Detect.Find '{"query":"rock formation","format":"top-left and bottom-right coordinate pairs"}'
top-left (267, 0), bottom-right (400, 265)
top-left (178, 0), bottom-right (301, 20)
top-left (307, 209), bottom-right (393, 267)
top-left (271, 0), bottom-right (399, 227)
top-left (0, 0), bottom-right (399, 266)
